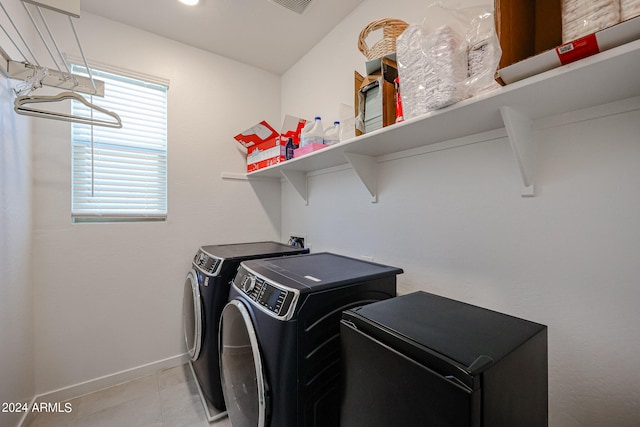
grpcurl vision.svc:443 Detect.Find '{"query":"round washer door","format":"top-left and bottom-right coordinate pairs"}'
top-left (183, 269), bottom-right (203, 361)
top-left (220, 300), bottom-right (268, 427)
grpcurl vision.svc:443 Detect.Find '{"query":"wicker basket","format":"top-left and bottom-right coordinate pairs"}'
top-left (358, 18), bottom-right (409, 60)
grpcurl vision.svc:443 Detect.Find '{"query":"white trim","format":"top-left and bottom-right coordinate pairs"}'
top-left (23, 0), bottom-right (81, 18)
top-left (16, 396), bottom-right (38, 427)
top-left (20, 353), bottom-right (188, 426)
top-left (221, 172), bottom-right (250, 181)
top-left (535, 95), bottom-right (640, 130)
top-left (64, 54), bottom-right (171, 88)
top-left (377, 128), bottom-right (509, 164)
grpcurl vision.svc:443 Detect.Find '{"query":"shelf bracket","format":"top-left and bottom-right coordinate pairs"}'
top-left (281, 170), bottom-right (308, 205)
top-left (344, 152), bottom-right (378, 203)
top-left (500, 106), bottom-right (537, 197)
top-left (220, 172), bottom-right (249, 181)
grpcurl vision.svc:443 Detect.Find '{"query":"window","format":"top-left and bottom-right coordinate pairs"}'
top-left (71, 65), bottom-right (168, 222)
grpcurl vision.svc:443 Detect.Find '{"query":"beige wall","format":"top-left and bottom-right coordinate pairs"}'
top-left (280, 0), bottom-right (640, 426)
top-left (4, 1), bottom-right (640, 426)
top-left (1, 1), bottom-right (34, 426)
top-left (28, 13), bottom-right (282, 395)
top-left (0, 76), bottom-right (34, 427)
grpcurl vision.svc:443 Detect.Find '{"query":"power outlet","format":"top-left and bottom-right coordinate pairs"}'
top-left (289, 235), bottom-right (305, 249)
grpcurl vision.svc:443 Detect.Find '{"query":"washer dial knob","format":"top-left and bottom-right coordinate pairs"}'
top-left (242, 275), bottom-right (256, 293)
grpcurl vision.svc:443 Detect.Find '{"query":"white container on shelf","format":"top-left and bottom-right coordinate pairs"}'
top-left (300, 116), bottom-right (324, 147)
top-left (323, 121), bottom-right (342, 145)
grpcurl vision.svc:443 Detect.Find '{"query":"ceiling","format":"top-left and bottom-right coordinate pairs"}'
top-left (80, 0), bottom-right (364, 75)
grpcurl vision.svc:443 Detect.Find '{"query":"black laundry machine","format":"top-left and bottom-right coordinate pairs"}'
top-left (219, 252), bottom-right (403, 427)
top-left (340, 291), bottom-right (548, 427)
top-left (182, 241), bottom-right (308, 421)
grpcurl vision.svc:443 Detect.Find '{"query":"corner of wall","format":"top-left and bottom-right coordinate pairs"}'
top-left (0, 74), bottom-right (35, 427)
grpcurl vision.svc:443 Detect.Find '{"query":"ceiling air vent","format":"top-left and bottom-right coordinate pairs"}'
top-left (268, 0), bottom-right (312, 14)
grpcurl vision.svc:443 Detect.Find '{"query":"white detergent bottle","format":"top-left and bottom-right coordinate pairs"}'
top-left (323, 121), bottom-right (341, 145)
top-left (300, 116), bottom-right (324, 147)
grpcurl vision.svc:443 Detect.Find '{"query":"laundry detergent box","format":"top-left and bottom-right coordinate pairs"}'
top-left (246, 137), bottom-right (286, 172)
top-left (236, 116), bottom-right (307, 172)
top-left (279, 114), bottom-right (306, 146)
top-left (234, 120), bottom-right (282, 172)
top-left (234, 120), bottom-right (279, 150)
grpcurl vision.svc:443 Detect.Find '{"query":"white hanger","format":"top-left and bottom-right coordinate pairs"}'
top-left (14, 91), bottom-right (123, 128)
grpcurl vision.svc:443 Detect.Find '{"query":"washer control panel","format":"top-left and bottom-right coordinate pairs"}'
top-left (233, 266), bottom-right (297, 320)
top-left (193, 249), bottom-right (222, 276)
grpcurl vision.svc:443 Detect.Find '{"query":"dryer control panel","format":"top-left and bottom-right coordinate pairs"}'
top-left (233, 266), bottom-right (298, 320)
top-left (193, 249), bottom-right (223, 276)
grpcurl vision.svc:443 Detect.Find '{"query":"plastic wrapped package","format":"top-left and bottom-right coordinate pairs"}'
top-left (561, 0), bottom-right (620, 43)
top-left (397, 24), bottom-right (467, 119)
top-left (465, 11), bottom-right (502, 97)
top-left (621, 0), bottom-right (640, 20)
top-left (425, 25), bottom-right (468, 110)
top-left (396, 25), bottom-right (429, 119)
top-left (396, 2), bottom-right (501, 119)
top-left (338, 103), bottom-right (356, 141)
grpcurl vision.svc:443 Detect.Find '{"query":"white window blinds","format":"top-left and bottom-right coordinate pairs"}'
top-left (71, 65), bottom-right (168, 222)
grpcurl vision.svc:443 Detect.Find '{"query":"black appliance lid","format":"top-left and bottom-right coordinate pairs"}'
top-left (241, 252), bottom-right (403, 291)
top-left (199, 241), bottom-right (308, 261)
top-left (345, 291), bottom-right (546, 372)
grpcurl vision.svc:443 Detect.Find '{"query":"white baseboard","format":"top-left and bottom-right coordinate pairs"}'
top-left (19, 353), bottom-right (188, 427)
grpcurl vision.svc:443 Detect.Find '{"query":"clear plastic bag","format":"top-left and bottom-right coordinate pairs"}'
top-left (397, 22), bottom-right (467, 119)
top-left (396, 1), bottom-right (501, 119)
top-left (465, 9), bottom-right (502, 97)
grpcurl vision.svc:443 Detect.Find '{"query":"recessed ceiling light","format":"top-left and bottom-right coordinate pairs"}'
top-left (179, 0), bottom-right (199, 5)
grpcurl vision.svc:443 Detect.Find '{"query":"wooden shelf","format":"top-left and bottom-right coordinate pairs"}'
top-left (237, 39), bottom-right (640, 202)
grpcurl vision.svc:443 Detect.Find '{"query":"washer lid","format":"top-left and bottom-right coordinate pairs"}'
top-left (343, 291), bottom-right (547, 375)
top-left (240, 252), bottom-right (403, 292)
top-left (200, 241), bottom-right (308, 261)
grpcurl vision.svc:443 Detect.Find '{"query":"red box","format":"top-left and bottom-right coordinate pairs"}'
top-left (236, 115), bottom-right (308, 172)
top-left (247, 137), bottom-right (286, 172)
top-left (279, 115), bottom-right (307, 147)
top-left (234, 121), bottom-right (279, 150)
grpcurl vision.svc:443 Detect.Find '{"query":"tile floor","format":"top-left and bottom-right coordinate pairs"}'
top-left (25, 364), bottom-right (232, 427)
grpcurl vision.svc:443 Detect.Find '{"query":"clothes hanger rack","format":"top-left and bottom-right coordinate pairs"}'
top-left (15, 90), bottom-right (122, 128)
top-left (1, 0), bottom-right (120, 128)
